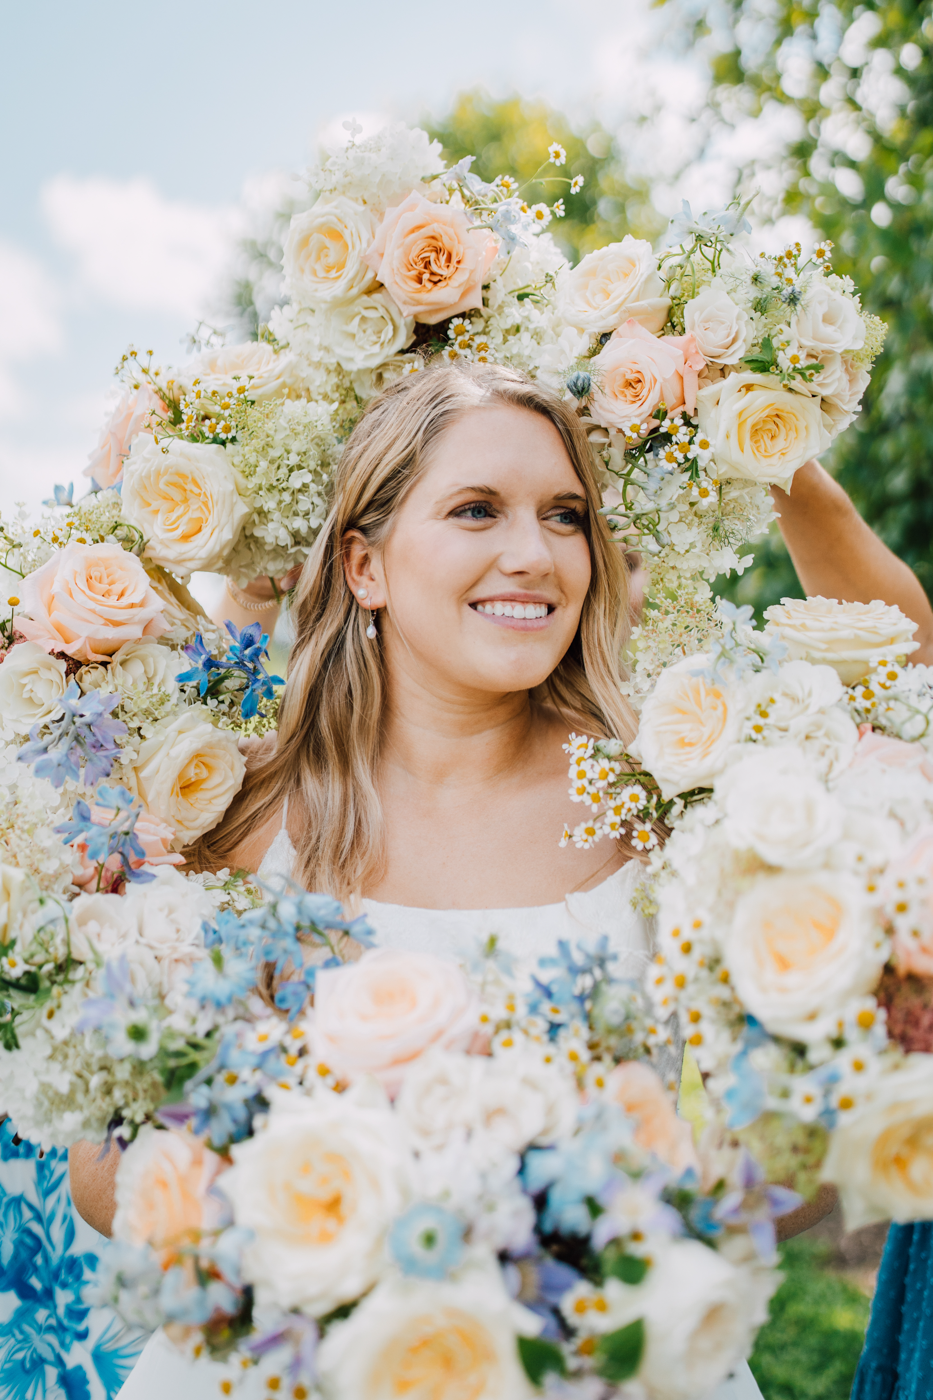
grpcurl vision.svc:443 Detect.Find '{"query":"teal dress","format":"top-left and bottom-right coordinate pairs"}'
top-left (852, 1223), bottom-right (933, 1400)
top-left (0, 1120), bottom-right (143, 1400)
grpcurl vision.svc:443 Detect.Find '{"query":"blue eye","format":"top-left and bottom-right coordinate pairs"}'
top-left (455, 502), bottom-right (495, 520)
top-left (551, 508), bottom-right (584, 526)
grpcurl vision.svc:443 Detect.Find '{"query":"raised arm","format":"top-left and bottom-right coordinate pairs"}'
top-left (69, 1139), bottom-right (121, 1238)
top-left (773, 459), bottom-right (933, 664)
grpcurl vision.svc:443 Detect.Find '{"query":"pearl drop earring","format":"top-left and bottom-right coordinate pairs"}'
top-left (358, 589), bottom-right (368, 601)
top-left (366, 610), bottom-right (378, 640)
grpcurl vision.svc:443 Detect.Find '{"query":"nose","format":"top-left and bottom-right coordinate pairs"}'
top-left (495, 508), bottom-right (556, 580)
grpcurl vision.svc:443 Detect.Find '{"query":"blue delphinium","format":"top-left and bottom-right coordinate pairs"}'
top-left (713, 1150), bottom-right (802, 1262)
top-left (18, 683), bottom-right (126, 788)
top-left (388, 1204), bottom-right (465, 1280)
top-left (524, 1102), bottom-right (637, 1236)
top-left (42, 482), bottom-right (74, 508)
top-left (54, 784), bottom-right (155, 887)
top-left (177, 621), bottom-right (284, 720)
top-left (528, 937), bottom-right (617, 1034)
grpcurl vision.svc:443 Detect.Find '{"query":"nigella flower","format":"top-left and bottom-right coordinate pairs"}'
top-left (18, 682), bottom-right (126, 788)
top-left (177, 621), bottom-right (284, 720)
top-left (388, 1203), bottom-right (465, 1280)
top-left (54, 783), bottom-right (155, 885)
top-left (566, 372), bottom-right (592, 400)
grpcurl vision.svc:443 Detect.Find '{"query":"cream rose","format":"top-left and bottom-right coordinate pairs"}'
top-left (792, 281), bottom-right (866, 357)
top-left (79, 639), bottom-right (182, 699)
top-left (748, 660), bottom-right (844, 727)
top-left (18, 542), bottom-right (167, 663)
top-left (785, 707), bottom-right (860, 783)
top-left (284, 197), bottom-right (378, 309)
top-left (684, 280), bottom-right (753, 365)
top-left (696, 373), bottom-right (832, 492)
top-left (113, 1125), bottom-right (228, 1265)
top-left (364, 191), bottom-right (497, 325)
top-left (121, 439), bottom-right (250, 578)
top-left (84, 384), bottom-right (165, 490)
top-left (69, 890), bottom-right (140, 963)
top-left (822, 1057), bottom-right (933, 1228)
top-left (472, 1050), bottom-right (579, 1152)
top-left (631, 654), bottom-right (746, 799)
top-left (717, 746), bottom-right (844, 869)
top-left (763, 596), bottom-right (920, 684)
top-left (808, 352), bottom-right (870, 431)
top-left (590, 320), bottom-right (686, 431)
top-left (557, 236), bottom-right (670, 334)
top-left (605, 1061), bottom-right (698, 1176)
top-left (318, 290), bottom-right (414, 371)
top-left (725, 871), bottom-right (887, 1043)
top-left (316, 1259), bottom-right (536, 1400)
top-left (120, 866), bottom-right (212, 995)
top-left (182, 340), bottom-right (295, 402)
top-left (133, 706), bottom-right (245, 845)
top-left (395, 1048), bottom-right (479, 1150)
top-left (0, 642), bottom-right (69, 734)
top-left (311, 948), bottom-right (479, 1095)
top-left (0, 865), bottom-right (26, 947)
top-left (221, 1088), bottom-right (413, 1316)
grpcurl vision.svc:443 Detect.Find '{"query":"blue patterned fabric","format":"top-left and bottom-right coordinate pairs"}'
top-left (852, 1222), bottom-right (933, 1400)
top-left (0, 1120), bottom-right (144, 1400)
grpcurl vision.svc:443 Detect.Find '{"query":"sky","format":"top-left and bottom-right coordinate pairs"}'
top-left (0, 0), bottom-right (796, 535)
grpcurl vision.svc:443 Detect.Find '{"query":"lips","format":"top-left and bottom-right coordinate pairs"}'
top-left (468, 598), bottom-right (554, 629)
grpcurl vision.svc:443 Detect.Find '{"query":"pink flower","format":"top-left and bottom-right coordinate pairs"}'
top-left (605, 1060), bottom-right (698, 1175)
top-left (112, 1126), bottom-right (229, 1269)
top-left (850, 730), bottom-right (933, 784)
top-left (590, 320), bottom-right (701, 432)
top-left (84, 385), bottom-right (166, 490)
top-left (72, 803), bottom-right (183, 892)
top-left (364, 192), bottom-right (497, 325)
top-left (18, 541), bottom-right (167, 662)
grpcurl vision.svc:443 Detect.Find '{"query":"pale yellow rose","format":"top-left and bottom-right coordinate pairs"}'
top-left (113, 1125), bottom-right (228, 1267)
top-left (284, 197), bottom-right (378, 309)
top-left (133, 706), bottom-right (245, 846)
top-left (764, 596), bottom-right (919, 684)
top-left (696, 373), bottom-right (832, 492)
top-left (822, 1057), bottom-right (933, 1228)
top-left (182, 340), bottom-right (295, 402)
top-left (557, 236), bottom-right (670, 334)
top-left (631, 654), bottom-right (746, 799)
top-left (318, 290), bottom-right (414, 371)
top-left (18, 542), bottom-right (167, 663)
top-left (364, 191), bottom-right (497, 325)
top-left (0, 641), bottom-right (69, 733)
top-left (121, 438), bottom-right (250, 578)
top-left (78, 639), bottom-right (181, 699)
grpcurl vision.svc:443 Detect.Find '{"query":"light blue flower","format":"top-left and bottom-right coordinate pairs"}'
top-left (388, 1204), bottom-right (465, 1280)
top-left (18, 684), bottom-right (126, 789)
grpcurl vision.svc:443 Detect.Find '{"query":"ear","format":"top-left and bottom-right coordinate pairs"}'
top-left (342, 530), bottom-right (387, 609)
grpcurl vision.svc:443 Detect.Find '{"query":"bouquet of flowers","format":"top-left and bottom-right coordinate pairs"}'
top-left (564, 594), bottom-right (933, 1230)
top-left (86, 903), bottom-right (791, 1400)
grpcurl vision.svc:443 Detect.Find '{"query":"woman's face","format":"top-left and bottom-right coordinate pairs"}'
top-left (360, 404), bottom-right (593, 699)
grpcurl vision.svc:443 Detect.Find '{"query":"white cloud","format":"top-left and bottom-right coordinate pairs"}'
top-left (0, 240), bottom-right (63, 420)
top-left (41, 174), bottom-right (240, 318)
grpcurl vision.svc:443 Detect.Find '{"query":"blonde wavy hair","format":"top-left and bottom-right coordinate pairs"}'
top-left (193, 362), bottom-right (636, 901)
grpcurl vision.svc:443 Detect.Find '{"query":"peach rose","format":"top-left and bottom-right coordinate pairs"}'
top-left (72, 803), bottom-right (183, 892)
top-left (364, 192), bottom-right (497, 325)
top-left (606, 1061), bottom-right (698, 1176)
top-left (849, 730), bottom-right (933, 785)
top-left (17, 542), bottom-right (167, 663)
top-left (84, 385), bottom-right (166, 490)
top-left (311, 948), bottom-right (480, 1094)
top-left (113, 1126), bottom-right (228, 1267)
top-left (590, 321), bottom-right (703, 432)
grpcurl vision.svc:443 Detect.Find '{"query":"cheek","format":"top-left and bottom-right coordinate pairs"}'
top-left (383, 523), bottom-right (492, 620)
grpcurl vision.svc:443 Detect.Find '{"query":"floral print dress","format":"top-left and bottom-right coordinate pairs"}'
top-left (0, 1121), bottom-right (143, 1400)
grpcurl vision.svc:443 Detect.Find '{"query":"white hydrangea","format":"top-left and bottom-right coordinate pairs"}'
top-left (308, 123), bottom-right (445, 212)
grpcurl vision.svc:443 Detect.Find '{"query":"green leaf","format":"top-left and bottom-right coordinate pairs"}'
top-left (517, 1336), bottom-right (567, 1386)
top-left (605, 1253), bottom-right (650, 1286)
top-left (595, 1318), bottom-right (645, 1383)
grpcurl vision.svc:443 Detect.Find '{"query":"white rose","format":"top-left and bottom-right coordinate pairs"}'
top-left (725, 871), bottom-right (887, 1043)
top-left (316, 1257), bottom-right (536, 1400)
top-left (823, 1056), bottom-right (933, 1229)
top-left (631, 654), bottom-right (747, 799)
top-left (717, 746), bottom-right (844, 869)
top-left (318, 290), bottom-right (414, 371)
top-left (121, 438), bottom-right (250, 578)
top-left (807, 352), bottom-right (871, 432)
top-left (683, 279), bottom-right (753, 365)
top-left (792, 280), bottom-right (866, 357)
top-left (473, 1050), bottom-right (579, 1152)
top-left (181, 341), bottom-right (295, 402)
top-left (133, 706), bottom-right (245, 845)
top-left (283, 197), bottom-right (377, 309)
top-left (748, 659), bottom-right (843, 727)
top-left (311, 948), bottom-right (479, 1095)
top-left (0, 642), bottom-right (68, 734)
top-left (0, 865), bottom-right (26, 946)
top-left (69, 891), bottom-right (139, 962)
top-left (785, 706), bottom-right (860, 783)
top-left (120, 866), bottom-right (211, 995)
top-left (557, 237), bottom-right (670, 334)
top-left (696, 373), bottom-right (832, 492)
top-left (221, 1087), bottom-right (414, 1316)
top-left (79, 640), bottom-right (182, 699)
top-left (395, 1048), bottom-right (479, 1149)
top-left (764, 596), bottom-right (920, 684)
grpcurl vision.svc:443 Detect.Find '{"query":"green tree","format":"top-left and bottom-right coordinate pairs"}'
top-left (692, 0), bottom-right (933, 609)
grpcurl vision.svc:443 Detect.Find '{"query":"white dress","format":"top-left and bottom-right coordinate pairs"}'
top-left (118, 824), bottom-right (764, 1400)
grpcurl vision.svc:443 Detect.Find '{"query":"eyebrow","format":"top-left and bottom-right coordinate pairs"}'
top-left (440, 485), bottom-right (588, 504)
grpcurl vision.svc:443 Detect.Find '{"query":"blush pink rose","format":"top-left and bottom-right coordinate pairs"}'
top-left (84, 385), bottom-right (167, 490)
top-left (364, 192), bottom-right (497, 325)
top-left (72, 804), bottom-right (183, 892)
top-left (18, 541), bottom-right (167, 663)
top-left (590, 320), bottom-right (703, 432)
top-left (850, 730), bottom-right (933, 784)
top-left (605, 1060), bottom-right (698, 1176)
top-left (886, 826), bottom-right (933, 977)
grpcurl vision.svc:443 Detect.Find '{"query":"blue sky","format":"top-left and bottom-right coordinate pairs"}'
top-left (0, 0), bottom-right (745, 520)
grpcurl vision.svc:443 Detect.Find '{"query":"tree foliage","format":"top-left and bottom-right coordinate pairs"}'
top-left (697, 0), bottom-right (933, 602)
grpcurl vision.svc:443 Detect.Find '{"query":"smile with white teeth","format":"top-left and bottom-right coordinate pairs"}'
top-left (473, 601), bottom-right (550, 619)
